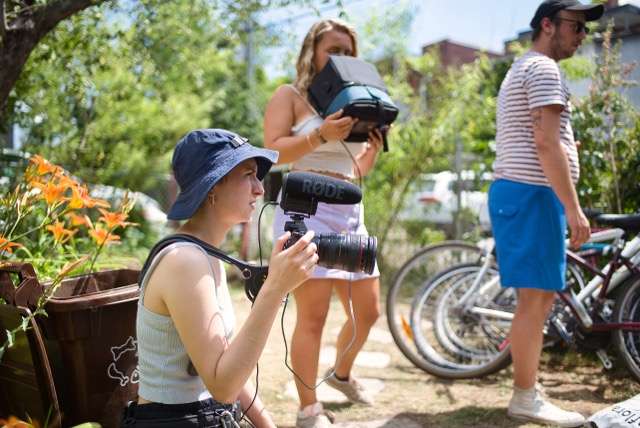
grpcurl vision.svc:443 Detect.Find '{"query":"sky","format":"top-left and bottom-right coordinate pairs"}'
top-left (409, 0), bottom-right (640, 54)
top-left (410, 0), bottom-right (558, 54)
top-left (260, 0), bottom-right (640, 77)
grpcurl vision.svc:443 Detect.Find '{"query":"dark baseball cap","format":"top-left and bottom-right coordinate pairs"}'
top-left (530, 0), bottom-right (604, 29)
top-left (167, 128), bottom-right (278, 221)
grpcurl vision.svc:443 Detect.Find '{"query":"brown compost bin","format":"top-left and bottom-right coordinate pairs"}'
top-left (0, 262), bottom-right (140, 428)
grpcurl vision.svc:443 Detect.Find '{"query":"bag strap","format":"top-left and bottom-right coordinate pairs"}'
top-left (362, 85), bottom-right (389, 151)
top-left (375, 99), bottom-right (389, 152)
top-left (139, 234), bottom-right (268, 302)
top-left (287, 84), bottom-right (321, 117)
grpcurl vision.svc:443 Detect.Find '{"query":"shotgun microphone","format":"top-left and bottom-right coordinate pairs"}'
top-left (280, 171), bottom-right (361, 215)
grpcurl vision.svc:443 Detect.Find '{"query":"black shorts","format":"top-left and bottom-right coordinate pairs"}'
top-left (121, 398), bottom-right (242, 427)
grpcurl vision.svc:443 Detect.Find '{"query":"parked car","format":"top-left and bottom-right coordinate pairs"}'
top-left (400, 170), bottom-right (492, 235)
top-left (90, 184), bottom-right (168, 226)
top-left (0, 149), bottom-right (167, 227)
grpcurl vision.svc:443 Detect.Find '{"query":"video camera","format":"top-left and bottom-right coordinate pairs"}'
top-left (281, 171), bottom-right (377, 275)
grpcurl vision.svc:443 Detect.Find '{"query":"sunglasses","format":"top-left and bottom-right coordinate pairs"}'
top-left (555, 17), bottom-right (589, 34)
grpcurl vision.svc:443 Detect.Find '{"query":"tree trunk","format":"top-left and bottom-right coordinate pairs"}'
top-left (0, 0), bottom-right (106, 117)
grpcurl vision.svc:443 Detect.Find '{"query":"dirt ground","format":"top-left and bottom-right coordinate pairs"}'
top-left (231, 284), bottom-right (640, 428)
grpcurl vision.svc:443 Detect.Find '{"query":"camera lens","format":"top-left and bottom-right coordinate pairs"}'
top-left (313, 233), bottom-right (377, 275)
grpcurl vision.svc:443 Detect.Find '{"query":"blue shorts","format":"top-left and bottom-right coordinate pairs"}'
top-left (272, 193), bottom-right (380, 281)
top-left (488, 179), bottom-right (567, 291)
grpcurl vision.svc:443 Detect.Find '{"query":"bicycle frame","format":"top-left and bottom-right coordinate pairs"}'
top-left (457, 229), bottom-right (640, 333)
top-left (565, 233), bottom-right (640, 332)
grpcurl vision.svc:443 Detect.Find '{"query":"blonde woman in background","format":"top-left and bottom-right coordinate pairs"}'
top-left (264, 18), bottom-right (384, 428)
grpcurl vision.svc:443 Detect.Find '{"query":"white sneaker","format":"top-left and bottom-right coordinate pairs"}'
top-left (323, 367), bottom-right (374, 405)
top-left (507, 384), bottom-right (586, 427)
top-left (296, 402), bottom-right (335, 428)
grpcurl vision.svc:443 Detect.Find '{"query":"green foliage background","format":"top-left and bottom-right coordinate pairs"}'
top-left (571, 28), bottom-right (640, 213)
top-left (2, 0), bottom-right (638, 279)
top-left (7, 0), bottom-right (280, 204)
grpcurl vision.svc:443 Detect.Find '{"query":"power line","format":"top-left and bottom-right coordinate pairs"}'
top-left (261, 0), bottom-right (386, 27)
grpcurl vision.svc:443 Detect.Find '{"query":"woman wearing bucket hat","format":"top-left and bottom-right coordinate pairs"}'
top-left (263, 19), bottom-right (383, 428)
top-left (122, 129), bottom-right (319, 428)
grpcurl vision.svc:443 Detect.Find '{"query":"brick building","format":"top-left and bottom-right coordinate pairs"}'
top-left (422, 39), bottom-right (502, 69)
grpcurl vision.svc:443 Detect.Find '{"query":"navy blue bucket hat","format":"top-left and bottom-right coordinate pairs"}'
top-left (168, 129), bottom-right (278, 221)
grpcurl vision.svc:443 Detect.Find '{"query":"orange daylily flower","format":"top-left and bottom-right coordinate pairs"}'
top-left (65, 212), bottom-right (90, 227)
top-left (0, 415), bottom-right (35, 427)
top-left (89, 226), bottom-right (120, 246)
top-left (46, 221), bottom-right (76, 244)
top-left (29, 154), bottom-right (60, 176)
top-left (56, 174), bottom-right (80, 192)
top-left (98, 208), bottom-right (134, 230)
top-left (32, 181), bottom-right (67, 206)
top-left (0, 237), bottom-right (23, 254)
top-left (24, 165), bottom-right (39, 185)
top-left (68, 185), bottom-right (109, 210)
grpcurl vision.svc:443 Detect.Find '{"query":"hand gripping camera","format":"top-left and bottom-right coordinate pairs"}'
top-left (281, 171), bottom-right (377, 274)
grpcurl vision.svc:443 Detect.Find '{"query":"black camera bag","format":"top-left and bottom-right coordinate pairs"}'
top-left (308, 55), bottom-right (398, 151)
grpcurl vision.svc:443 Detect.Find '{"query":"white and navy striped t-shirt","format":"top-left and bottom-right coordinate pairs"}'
top-left (494, 50), bottom-right (579, 186)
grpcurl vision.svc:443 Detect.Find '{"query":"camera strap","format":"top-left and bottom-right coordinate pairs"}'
top-left (139, 233), bottom-right (268, 302)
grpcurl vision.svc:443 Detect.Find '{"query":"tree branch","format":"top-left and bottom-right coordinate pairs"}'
top-left (8, 2), bottom-right (40, 17)
top-left (0, 0), bottom-right (6, 42)
top-left (35, 0), bottom-right (104, 36)
top-left (0, 0), bottom-right (106, 114)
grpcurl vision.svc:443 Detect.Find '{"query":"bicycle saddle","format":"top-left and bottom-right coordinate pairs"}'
top-left (595, 213), bottom-right (640, 233)
top-left (583, 207), bottom-right (603, 219)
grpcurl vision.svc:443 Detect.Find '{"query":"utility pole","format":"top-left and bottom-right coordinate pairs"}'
top-left (241, 14), bottom-right (260, 261)
top-left (244, 16), bottom-right (259, 126)
top-left (453, 136), bottom-right (463, 239)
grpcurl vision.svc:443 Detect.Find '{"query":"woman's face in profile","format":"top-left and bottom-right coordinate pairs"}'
top-left (213, 158), bottom-right (264, 223)
top-left (313, 29), bottom-right (354, 73)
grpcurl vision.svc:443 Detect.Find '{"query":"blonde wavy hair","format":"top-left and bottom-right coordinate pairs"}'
top-left (293, 18), bottom-right (358, 94)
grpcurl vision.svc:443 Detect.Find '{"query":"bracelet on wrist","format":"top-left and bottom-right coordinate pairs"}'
top-left (314, 127), bottom-right (327, 144)
top-left (305, 134), bottom-right (315, 150)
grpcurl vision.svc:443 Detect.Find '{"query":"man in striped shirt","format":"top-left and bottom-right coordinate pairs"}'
top-left (489, 1), bottom-right (603, 426)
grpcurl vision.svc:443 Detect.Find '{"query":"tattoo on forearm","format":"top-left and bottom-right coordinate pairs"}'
top-left (531, 108), bottom-right (542, 131)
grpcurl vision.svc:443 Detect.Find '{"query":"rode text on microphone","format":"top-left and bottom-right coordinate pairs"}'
top-left (280, 171), bottom-right (362, 216)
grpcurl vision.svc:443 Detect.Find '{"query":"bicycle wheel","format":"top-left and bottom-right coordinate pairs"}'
top-left (408, 258), bottom-right (586, 379)
top-left (410, 263), bottom-right (514, 379)
top-left (435, 265), bottom-right (511, 361)
top-left (386, 241), bottom-right (483, 373)
top-left (613, 274), bottom-right (640, 383)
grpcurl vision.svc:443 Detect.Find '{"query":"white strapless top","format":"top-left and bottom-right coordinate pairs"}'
top-left (290, 114), bottom-right (365, 179)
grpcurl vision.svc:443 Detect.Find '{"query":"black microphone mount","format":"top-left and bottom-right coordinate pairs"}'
top-left (281, 193), bottom-right (318, 217)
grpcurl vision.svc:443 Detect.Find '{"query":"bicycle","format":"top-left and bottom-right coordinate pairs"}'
top-left (386, 224), bottom-right (613, 375)
top-left (386, 240), bottom-right (495, 373)
top-left (408, 213), bottom-right (640, 381)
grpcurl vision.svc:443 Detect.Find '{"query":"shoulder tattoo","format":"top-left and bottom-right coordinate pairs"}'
top-left (531, 108), bottom-right (542, 132)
